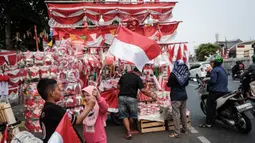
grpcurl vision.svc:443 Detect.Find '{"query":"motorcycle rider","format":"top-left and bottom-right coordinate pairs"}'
top-left (239, 61), bottom-right (245, 70)
top-left (232, 61), bottom-right (245, 78)
top-left (199, 55), bottom-right (228, 128)
top-left (241, 55), bottom-right (255, 98)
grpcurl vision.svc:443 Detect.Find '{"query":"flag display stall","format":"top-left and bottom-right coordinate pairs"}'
top-left (45, 1), bottom-right (191, 128)
top-left (1, 1), bottom-right (191, 136)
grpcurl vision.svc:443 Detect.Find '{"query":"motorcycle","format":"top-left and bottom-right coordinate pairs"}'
top-left (194, 75), bottom-right (254, 133)
top-left (239, 75), bottom-right (255, 116)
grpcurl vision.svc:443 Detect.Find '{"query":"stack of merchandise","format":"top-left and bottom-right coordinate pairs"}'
top-left (21, 40), bottom-right (102, 132)
top-left (138, 91), bottom-right (171, 122)
top-left (24, 83), bottom-right (44, 132)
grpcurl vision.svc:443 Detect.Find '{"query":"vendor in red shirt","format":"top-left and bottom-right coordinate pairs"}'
top-left (117, 67), bottom-right (157, 140)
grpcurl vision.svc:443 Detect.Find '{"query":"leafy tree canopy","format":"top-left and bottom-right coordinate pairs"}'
top-left (195, 43), bottom-right (220, 61)
top-left (0, 0), bottom-right (81, 50)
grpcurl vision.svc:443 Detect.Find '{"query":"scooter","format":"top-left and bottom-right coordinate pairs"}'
top-left (194, 75), bottom-right (254, 133)
top-left (239, 75), bottom-right (255, 116)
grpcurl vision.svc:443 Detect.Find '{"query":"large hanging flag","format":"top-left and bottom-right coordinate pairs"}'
top-left (48, 113), bottom-right (80, 143)
top-left (109, 26), bottom-right (161, 71)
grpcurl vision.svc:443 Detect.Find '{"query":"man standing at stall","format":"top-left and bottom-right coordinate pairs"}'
top-left (117, 67), bottom-right (157, 140)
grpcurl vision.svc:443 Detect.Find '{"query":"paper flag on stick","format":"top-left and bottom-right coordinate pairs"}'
top-left (80, 36), bottom-right (87, 41)
top-left (48, 40), bottom-right (53, 47)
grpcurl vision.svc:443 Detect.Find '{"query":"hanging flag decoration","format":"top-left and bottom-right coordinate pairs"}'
top-left (109, 26), bottom-right (161, 71)
top-left (46, 2), bottom-right (177, 27)
top-left (183, 44), bottom-right (188, 64)
top-left (176, 44), bottom-right (183, 61)
top-left (168, 44), bottom-right (175, 63)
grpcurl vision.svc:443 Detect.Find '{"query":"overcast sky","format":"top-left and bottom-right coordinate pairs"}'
top-left (172, 0), bottom-right (255, 55)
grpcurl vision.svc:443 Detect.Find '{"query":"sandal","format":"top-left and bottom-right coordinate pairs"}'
top-left (131, 130), bottom-right (140, 135)
top-left (125, 133), bottom-right (132, 140)
top-left (199, 123), bottom-right (212, 128)
top-left (169, 133), bottom-right (181, 138)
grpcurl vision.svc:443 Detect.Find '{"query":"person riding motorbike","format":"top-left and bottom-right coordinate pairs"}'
top-left (199, 55), bottom-right (228, 128)
top-left (239, 61), bottom-right (245, 70)
top-left (240, 55), bottom-right (255, 98)
top-left (232, 61), bottom-right (244, 78)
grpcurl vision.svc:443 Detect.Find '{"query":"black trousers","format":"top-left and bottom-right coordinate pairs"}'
top-left (206, 92), bottom-right (225, 125)
top-left (243, 78), bottom-right (250, 97)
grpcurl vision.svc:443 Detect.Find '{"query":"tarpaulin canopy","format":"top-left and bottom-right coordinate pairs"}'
top-left (46, 2), bottom-right (177, 27)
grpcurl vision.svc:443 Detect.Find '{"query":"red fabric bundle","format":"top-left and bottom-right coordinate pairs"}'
top-left (100, 89), bottom-right (119, 109)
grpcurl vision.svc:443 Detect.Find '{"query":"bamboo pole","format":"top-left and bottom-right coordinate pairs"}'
top-left (34, 25), bottom-right (39, 51)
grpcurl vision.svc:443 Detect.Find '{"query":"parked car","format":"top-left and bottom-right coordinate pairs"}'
top-left (189, 62), bottom-right (211, 78)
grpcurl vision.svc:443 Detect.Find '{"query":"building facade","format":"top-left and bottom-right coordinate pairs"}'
top-left (236, 40), bottom-right (255, 58)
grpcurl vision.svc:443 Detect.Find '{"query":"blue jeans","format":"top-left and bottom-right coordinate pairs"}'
top-left (118, 96), bottom-right (138, 119)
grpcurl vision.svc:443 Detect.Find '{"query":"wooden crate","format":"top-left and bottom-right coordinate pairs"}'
top-left (0, 103), bottom-right (20, 134)
top-left (166, 115), bottom-right (191, 131)
top-left (139, 119), bottom-right (165, 133)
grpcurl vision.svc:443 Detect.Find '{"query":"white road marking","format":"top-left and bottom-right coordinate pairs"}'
top-left (198, 136), bottom-right (211, 143)
top-left (189, 126), bottom-right (198, 133)
top-left (189, 84), bottom-right (198, 87)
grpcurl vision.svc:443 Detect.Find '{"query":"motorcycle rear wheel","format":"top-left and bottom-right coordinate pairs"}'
top-left (235, 113), bottom-right (252, 134)
top-left (200, 101), bottom-right (207, 115)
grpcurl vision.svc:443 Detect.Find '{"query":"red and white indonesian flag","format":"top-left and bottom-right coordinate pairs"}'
top-left (109, 26), bottom-right (161, 71)
top-left (48, 113), bottom-right (80, 143)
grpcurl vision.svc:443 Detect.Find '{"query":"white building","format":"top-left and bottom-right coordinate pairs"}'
top-left (236, 40), bottom-right (255, 58)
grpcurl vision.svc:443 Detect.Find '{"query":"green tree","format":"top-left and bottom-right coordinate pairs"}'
top-left (0, 0), bottom-right (49, 50)
top-left (0, 0), bottom-right (97, 50)
top-left (195, 43), bottom-right (220, 61)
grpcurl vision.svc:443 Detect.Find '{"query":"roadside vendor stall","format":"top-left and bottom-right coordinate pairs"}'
top-left (0, 1), bottom-right (191, 134)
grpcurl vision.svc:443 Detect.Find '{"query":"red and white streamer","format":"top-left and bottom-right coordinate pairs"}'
top-left (47, 2), bottom-right (176, 27)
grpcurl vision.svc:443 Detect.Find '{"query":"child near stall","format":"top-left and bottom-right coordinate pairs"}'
top-left (37, 78), bottom-right (96, 143)
top-left (82, 86), bottom-right (109, 143)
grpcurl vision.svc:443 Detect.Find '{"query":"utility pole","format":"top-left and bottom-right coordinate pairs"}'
top-left (215, 33), bottom-right (219, 42)
top-left (224, 37), bottom-right (227, 57)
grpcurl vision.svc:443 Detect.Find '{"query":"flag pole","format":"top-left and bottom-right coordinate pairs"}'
top-left (34, 25), bottom-right (39, 51)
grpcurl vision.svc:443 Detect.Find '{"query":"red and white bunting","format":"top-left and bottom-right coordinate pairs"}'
top-left (47, 2), bottom-right (176, 27)
top-left (53, 22), bottom-right (180, 45)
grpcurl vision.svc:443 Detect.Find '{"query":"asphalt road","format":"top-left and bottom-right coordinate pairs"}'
top-left (103, 77), bottom-right (255, 143)
top-left (12, 76), bottom-right (255, 143)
